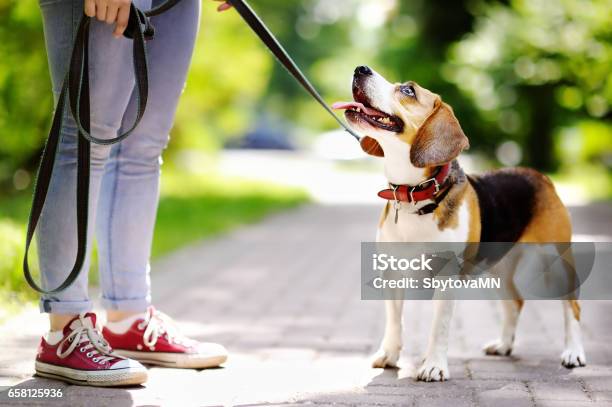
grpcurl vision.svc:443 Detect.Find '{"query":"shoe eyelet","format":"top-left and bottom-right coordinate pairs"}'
top-left (92, 357), bottom-right (99, 362)
top-left (86, 352), bottom-right (94, 358)
top-left (80, 348), bottom-right (86, 352)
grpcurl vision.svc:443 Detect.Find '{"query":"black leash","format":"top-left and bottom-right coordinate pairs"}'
top-left (229, 0), bottom-right (360, 141)
top-left (24, 0), bottom-right (359, 295)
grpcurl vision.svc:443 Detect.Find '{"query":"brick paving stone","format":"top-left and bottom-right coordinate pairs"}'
top-left (594, 392), bottom-right (612, 402)
top-left (531, 381), bottom-right (591, 402)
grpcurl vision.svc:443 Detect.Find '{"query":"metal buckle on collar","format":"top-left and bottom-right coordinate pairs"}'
top-left (409, 177), bottom-right (440, 204)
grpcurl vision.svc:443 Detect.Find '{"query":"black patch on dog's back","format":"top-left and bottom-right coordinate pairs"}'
top-left (468, 170), bottom-right (537, 242)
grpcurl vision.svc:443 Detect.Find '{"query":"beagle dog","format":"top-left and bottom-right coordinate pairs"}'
top-left (333, 66), bottom-right (586, 382)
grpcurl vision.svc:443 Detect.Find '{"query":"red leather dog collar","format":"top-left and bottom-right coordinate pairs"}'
top-left (378, 163), bottom-right (451, 203)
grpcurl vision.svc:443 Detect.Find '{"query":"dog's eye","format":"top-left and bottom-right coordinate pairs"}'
top-left (400, 85), bottom-right (416, 98)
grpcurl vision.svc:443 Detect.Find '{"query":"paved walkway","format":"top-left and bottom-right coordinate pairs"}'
top-left (1, 204), bottom-right (612, 406)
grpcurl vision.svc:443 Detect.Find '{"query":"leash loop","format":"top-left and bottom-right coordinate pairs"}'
top-left (68, 4), bottom-right (152, 146)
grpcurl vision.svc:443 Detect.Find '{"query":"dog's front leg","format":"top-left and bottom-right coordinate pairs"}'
top-left (372, 299), bottom-right (403, 368)
top-left (561, 299), bottom-right (586, 368)
top-left (417, 299), bottom-right (454, 381)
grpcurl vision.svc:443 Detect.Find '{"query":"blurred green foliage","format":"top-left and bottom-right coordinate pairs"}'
top-left (0, 0), bottom-right (610, 193)
top-left (0, 0), bottom-right (53, 190)
top-left (444, 0), bottom-right (612, 171)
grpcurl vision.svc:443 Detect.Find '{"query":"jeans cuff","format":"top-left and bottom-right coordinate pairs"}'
top-left (101, 295), bottom-right (151, 312)
top-left (39, 298), bottom-right (93, 314)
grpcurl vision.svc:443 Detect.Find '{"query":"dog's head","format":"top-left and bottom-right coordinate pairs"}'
top-left (334, 66), bottom-right (468, 169)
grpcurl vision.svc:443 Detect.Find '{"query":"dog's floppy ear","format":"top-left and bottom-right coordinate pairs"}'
top-left (360, 136), bottom-right (384, 157)
top-left (410, 100), bottom-right (469, 168)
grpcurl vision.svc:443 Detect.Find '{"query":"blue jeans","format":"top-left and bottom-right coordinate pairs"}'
top-left (37, 0), bottom-right (200, 314)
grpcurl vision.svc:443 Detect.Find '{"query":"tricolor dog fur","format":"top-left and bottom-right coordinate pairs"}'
top-left (333, 66), bottom-right (586, 382)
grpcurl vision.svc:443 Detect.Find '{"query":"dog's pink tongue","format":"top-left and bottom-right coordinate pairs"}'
top-left (332, 101), bottom-right (361, 110)
top-left (332, 101), bottom-right (386, 117)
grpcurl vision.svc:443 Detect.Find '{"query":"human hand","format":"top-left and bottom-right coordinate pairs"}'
top-left (213, 0), bottom-right (233, 12)
top-left (84, 0), bottom-right (132, 38)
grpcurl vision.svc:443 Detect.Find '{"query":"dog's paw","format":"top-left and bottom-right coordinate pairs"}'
top-left (416, 357), bottom-right (449, 382)
top-left (561, 345), bottom-right (586, 368)
top-left (371, 348), bottom-right (400, 368)
top-left (483, 339), bottom-right (513, 356)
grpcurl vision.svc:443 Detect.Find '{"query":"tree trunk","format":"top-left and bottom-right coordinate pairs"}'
top-left (525, 85), bottom-right (557, 172)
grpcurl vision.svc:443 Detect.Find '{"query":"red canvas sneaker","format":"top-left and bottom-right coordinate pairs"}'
top-left (35, 313), bottom-right (147, 386)
top-left (103, 306), bottom-right (228, 369)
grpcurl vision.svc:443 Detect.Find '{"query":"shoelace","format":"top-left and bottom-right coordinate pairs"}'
top-left (139, 308), bottom-right (191, 348)
top-left (56, 314), bottom-right (117, 365)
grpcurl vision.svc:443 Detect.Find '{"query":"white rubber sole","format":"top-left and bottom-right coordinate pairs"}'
top-left (35, 361), bottom-right (147, 387)
top-left (114, 349), bottom-right (227, 369)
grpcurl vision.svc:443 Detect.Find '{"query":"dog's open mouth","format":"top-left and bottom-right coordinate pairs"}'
top-left (333, 101), bottom-right (403, 133)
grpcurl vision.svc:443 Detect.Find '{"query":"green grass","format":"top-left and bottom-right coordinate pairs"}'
top-left (0, 168), bottom-right (308, 314)
top-left (152, 167), bottom-right (308, 256)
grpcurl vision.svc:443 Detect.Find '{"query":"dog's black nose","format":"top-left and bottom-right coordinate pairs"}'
top-left (355, 65), bottom-right (372, 76)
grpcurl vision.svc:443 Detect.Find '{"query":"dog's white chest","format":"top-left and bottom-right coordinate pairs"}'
top-left (377, 201), bottom-right (469, 243)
